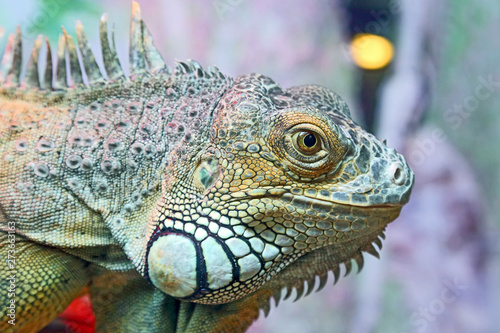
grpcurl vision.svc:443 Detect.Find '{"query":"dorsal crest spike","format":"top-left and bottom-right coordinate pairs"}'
top-left (129, 0), bottom-right (147, 76)
top-left (0, 33), bottom-right (15, 84)
top-left (176, 60), bottom-right (192, 75)
top-left (53, 33), bottom-right (67, 90)
top-left (21, 35), bottom-right (43, 89)
top-left (0, 27), bottom-right (5, 65)
top-left (0, 4), bottom-right (227, 91)
top-left (205, 66), bottom-right (214, 79)
top-left (62, 26), bottom-right (83, 87)
top-left (174, 60), bottom-right (184, 75)
top-left (100, 13), bottom-right (125, 81)
top-left (141, 20), bottom-right (167, 73)
top-left (41, 37), bottom-right (53, 90)
top-left (75, 20), bottom-right (105, 85)
top-left (1, 27), bottom-right (23, 87)
top-left (189, 59), bottom-right (205, 78)
top-left (213, 65), bottom-right (225, 79)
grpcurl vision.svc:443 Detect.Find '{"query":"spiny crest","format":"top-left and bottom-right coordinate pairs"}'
top-left (259, 230), bottom-right (385, 317)
top-left (0, 1), bottom-right (223, 91)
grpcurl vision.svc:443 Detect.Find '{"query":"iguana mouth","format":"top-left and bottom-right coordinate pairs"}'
top-left (280, 193), bottom-right (403, 210)
top-left (226, 189), bottom-right (402, 219)
top-left (227, 186), bottom-right (405, 206)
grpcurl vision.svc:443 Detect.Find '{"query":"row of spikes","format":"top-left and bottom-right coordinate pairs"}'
top-left (0, 1), bottom-right (224, 91)
top-left (260, 231), bottom-right (386, 317)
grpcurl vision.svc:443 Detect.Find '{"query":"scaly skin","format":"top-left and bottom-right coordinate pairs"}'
top-left (0, 2), bottom-right (414, 332)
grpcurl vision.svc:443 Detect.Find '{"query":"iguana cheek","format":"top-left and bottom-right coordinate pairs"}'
top-left (200, 237), bottom-right (233, 289)
top-left (149, 233), bottom-right (250, 299)
top-left (147, 234), bottom-right (198, 298)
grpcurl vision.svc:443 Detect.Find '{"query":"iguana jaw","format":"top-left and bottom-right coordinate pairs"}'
top-left (145, 188), bottom-right (402, 304)
top-left (144, 135), bottom-right (412, 305)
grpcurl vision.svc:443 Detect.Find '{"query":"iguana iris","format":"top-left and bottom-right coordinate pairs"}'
top-left (0, 2), bottom-right (414, 332)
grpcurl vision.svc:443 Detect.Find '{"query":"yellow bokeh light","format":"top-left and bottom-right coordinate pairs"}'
top-left (350, 33), bottom-right (394, 70)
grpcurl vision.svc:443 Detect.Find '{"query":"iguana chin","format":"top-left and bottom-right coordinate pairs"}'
top-left (0, 2), bottom-right (414, 332)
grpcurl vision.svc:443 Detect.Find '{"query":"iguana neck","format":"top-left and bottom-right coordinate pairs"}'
top-left (57, 73), bottom-right (233, 268)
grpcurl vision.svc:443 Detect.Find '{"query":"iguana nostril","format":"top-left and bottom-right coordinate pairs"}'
top-left (390, 163), bottom-right (406, 185)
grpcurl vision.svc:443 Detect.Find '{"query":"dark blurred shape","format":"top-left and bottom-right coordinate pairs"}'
top-left (339, 0), bottom-right (399, 132)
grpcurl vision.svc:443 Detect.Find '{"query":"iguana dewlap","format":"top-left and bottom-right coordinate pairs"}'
top-left (0, 2), bottom-right (414, 332)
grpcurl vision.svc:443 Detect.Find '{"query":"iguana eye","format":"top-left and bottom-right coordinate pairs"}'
top-left (292, 131), bottom-right (322, 155)
top-left (283, 123), bottom-right (329, 165)
top-left (269, 113), bottom-right (349, 178)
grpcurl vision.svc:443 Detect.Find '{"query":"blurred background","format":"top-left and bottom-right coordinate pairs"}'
top-left (1, 0), bottom-right (499, 332)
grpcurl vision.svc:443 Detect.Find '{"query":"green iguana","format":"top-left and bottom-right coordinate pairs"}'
top-left (0, 2), bottom-right (414, 332)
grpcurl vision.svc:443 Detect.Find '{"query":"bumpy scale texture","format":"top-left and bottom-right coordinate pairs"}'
top-left (0, 2), bottom-right (414, 332)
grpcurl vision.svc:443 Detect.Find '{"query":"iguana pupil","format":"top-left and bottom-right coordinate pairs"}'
top-left (303, 132), bottom-right (317, 148)
top-left (295, 130), bottom-right (321, 155)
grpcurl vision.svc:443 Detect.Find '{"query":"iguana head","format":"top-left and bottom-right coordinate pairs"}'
top-left (146, 73), bottom-right (414, 304)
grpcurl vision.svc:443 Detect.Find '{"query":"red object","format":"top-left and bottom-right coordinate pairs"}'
top-left (55, 294), bottom-right (95, 333)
